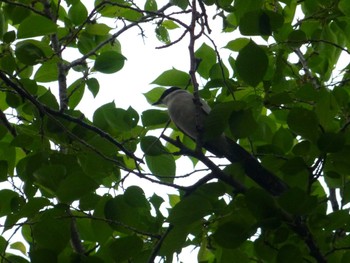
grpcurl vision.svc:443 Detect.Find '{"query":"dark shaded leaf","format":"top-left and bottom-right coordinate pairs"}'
top-left (287, 107), bottom-right (319, 141)
top-left (317, 132), bottom-right (345, 153)
top-left (108, 236), bottom-right (143, 262)
top-left (229, 109), bottom-right (258, 138)
top-left (278, 188), bottom-right (318, 215)
top-left (236, 40), bottom-right (268, 87)
top-left (145, 154), bottom-right (175, 182)
top-left (213, 220), bottom-right (256, 249)
top-left (276, 244), bottom-right (303, 263)
top-left (31, 208), bottom-right (70, 253)
top-left (141, 136), bottom-right (167, 156)
top-left (86, 77), bottom-right (100, 97)
top-left (168, 195), bottom-right (212, 225)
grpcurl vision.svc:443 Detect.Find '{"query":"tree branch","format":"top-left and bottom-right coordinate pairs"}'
top-left (294, 48), bottom-right (320, 90)
top-left (160, 134), bottom-right (247, 193)
top-left (0, 71), bottom-right (143, 163)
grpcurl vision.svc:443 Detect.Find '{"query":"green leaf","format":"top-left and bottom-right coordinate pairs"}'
top-left (288, 30), bottom-right (307, 48)
top-left (162, 20), bottom-right (179, 30)
top-left (10, 242), bottom-right (26, 256)
top-left (33, 164), bottom-right (66, 193)
top-left (5, 255), bottom-right (29, 263)
top-left (168, 195), bottom-right (212, 225)
top-left (17, 14), bottom-right (57, 38)
top-left (159, 225), bottom-right (188, 256)
top-left (204, 102), bottom-right (234, 139)
top-left (272, 128), bottom-right (294, 153)
top-left (209, 63), bottom-right (230, 80)
top-left (0, 189), bottom-right (19, 216)
top-left (108, 236), bottom-right (143, 262)
top-left (315, 89), bottom-right (339, 131)
top-left (6, 93), bottom-right (21, 108)
top-left (229, 109), bottom-right (258, 138)
top-left (151, 68), bottom-right (190, 87)
top-left (104, 195), bottom-right (153, 233)
top-left (145, 0), bottom-right (158, 11)
top-left (0, 236), bottom-right (6, 255)
top-left (94, 51), bottom-right (126, 74)
top-left (93, 103), bottom-right (139, 132)
top-left (278, 188), bottom-right (318, 215)
top-left (143, 87), bottom-right (167, 104)
top-left (67, 78), bottom-right (85, 109)
top-left (31, 208), bottom-right (70, 253)
top-left (68, 2), bottom-right (88, 25)
top-left (145, 154), bottom-right (175, 182)
top-left (195, 43), bottom-right (217, 79)
top-left (3, 4), bottom-right (30, 25)
top-left (141, 109), bottom-right (169, 127)
top-left (317, 132), bottom-right (345, 153)
top-left (34, 61), bottom-right (59, 83)
top-left (3, 30), bottom-right (16, 44)
top-left (56, 171), bottom-right (98, 203)
top-left (225, 38), bottom-right (250, 51)
top-left (213, 220), bottom-right (256, 249)
top-left (171, 0), bottom-right (189, 10)
top-left (124, 186), bottom-right (149, 208)
top-left (85, 23), bottom-right (112, 35)
top-left (18, 197), bottom-right (50, 218)
top-left (0, 52), bottom-right (16, 74)
top-left (240, 10), bottom-right (271, 36)
top-left (78, 152), bottom-right (115, 180)
top-left (141, 136), bottom-right (167, 156)
top-left (86, 77), bottom-right (100, 97)
top-left (236, 40), bottom-right (268, 87)
top-left (287, 107), bottom-right (319, 141)
top-left (339, 0), bottom-right (350, 16)
top-left (245, 188), bottom-right (279, 220)
top-left (15, 41), bottom-right (46, 65)
top-left (0, 160), bottom-right (8, 182)
top-left (37, 89), bottom-right (60, 109)
top-left (276, 244), bottom-right (303, 263)
top-left (155, 25), bottom-right (170, 44)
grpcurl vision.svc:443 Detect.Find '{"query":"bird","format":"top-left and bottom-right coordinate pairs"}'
top-left (153, 87), bottom-right (288, 196)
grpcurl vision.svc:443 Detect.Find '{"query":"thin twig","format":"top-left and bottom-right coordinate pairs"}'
top-left (294, 48), bottom-right (320, 90)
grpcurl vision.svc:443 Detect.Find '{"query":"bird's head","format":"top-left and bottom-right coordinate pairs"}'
top-left (152, 86), bottom-right (182, 105)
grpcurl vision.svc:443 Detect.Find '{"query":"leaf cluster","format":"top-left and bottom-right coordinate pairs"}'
top-left (1, 0), bottom-right (350, 262)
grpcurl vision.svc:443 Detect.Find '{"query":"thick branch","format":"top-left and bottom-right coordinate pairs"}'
top-left (43, 0), bottom-right (68, 110)
top-left (160, 134), bottom-right (247, 193)
top-left (0, 110), bottom-right (16, 137)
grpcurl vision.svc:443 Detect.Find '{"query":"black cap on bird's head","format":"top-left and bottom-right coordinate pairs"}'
top-left (152, 86), bottom-right (181, 105)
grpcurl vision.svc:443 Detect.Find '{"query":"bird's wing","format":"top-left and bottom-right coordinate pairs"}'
top-left (192, 97), bottom-right (211, 115)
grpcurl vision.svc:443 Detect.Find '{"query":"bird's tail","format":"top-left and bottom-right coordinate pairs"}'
top-left (206, 136), bottom-right (288, 196)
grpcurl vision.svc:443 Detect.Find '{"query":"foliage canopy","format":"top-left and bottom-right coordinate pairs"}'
top-left (1, 0), bottom-right (350, 262)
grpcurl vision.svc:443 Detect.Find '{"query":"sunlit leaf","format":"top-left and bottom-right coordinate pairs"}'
top-left (68, 2), bottom-right (88, 25)
top-left (94, 51), bottom-right (126, 74)
top-left (17, 15), bottom-right (57, 38)
top-left (152, 69), bottom-right (190, 87)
